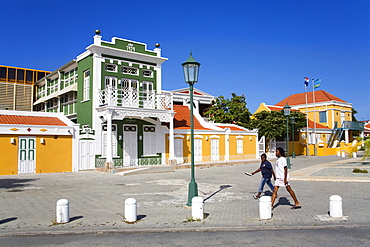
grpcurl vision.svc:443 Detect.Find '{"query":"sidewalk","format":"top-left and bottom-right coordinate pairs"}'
top-left (0, 155), bottom-right (369, 236)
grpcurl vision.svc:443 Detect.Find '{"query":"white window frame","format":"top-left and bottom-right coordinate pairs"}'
top-left (142, 69), bottom-right (153, 78)
top-left (105, 76), bottom-right (117, 88)
top-left (121, 66), bottom-right (139, 75)
top-left (237, 139), bottom-right (243, 154)
top-left (83, 70), bottom-right (90, 101)
top-left (105, 63), bottom-right (117, 72)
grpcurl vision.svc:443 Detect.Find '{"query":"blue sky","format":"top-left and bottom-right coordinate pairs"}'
top-left (2, 0), bottom-right (370, 120)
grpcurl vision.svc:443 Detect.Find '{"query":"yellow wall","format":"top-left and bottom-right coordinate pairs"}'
top-left (165, 133), bottom-right (257, 161)
top-left (0, 135), bottom-right (19, 175)
top-left (0, 135), bottom-right (72, 175)
top-left (298, 104), bottom-right (352, 129)
top-left (36, 136), bottom-right (72, 173)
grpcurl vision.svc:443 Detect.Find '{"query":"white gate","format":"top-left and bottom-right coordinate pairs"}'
top-left (174, 138), bottom-right (184, 163)
top-left (194, 139), bottom-right (202, 162)
top-left (79, 140), bottom-right (95, 170)
top-left (258, 136), bottom-right (265, 156)
top-left (18, 137), bottom-right (35, 174)
top-left (123, 125), bottom-right (137, 166)
top-left (211, 139), bottom-right (219, 161)
top-left (267, 138), bottom-right (276, 159)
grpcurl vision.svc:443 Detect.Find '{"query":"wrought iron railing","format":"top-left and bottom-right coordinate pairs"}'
top-left (99, 87), bottom-right (173, 110)
top-left (96, 154), bottom-right (257, 168)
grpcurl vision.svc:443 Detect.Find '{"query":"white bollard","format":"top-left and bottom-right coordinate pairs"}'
top-left (337, 151), bottom-right (341, 157)
top-left (330, 195), bottom-right (343, 218)
top-left (124, 198), bottom-right (137, 222)
top-left (259, 196), bottom-right (271, 219)
top-left (353, 152), bottom-right (357, 158)
top-left (341, 151), bottom-right (346, 157)
top-left (56, 199), bottom-right (69, 223)
top-left (192, 196), bottom-right (204, 220)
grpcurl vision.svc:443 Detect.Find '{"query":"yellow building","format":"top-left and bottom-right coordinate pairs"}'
top-left (254, 90), bottom-right (363, 156)
top-left (166, 104), bottom-right (259, 165)
top-left (0, 110), bottom-right (79, 175)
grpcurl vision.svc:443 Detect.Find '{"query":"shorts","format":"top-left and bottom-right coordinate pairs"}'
top-left (275, 178), bottom-right (290, 187)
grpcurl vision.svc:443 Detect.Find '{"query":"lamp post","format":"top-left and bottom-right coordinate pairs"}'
top-left (283, 103), bottom-right (291, 169)
top-left (291, 116), bottom-right (296, 158)
top-left (182, 52), bottom-right (200, 206)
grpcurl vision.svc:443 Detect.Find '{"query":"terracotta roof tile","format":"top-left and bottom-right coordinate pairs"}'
top-left (0, 115), bottom-right (67, 126)
top-left (173, 105), bottom-right (212, 130)
top-left (304, 119), bottom-right (331, 129)
top-left (275, 90), bottom-right (347, 107)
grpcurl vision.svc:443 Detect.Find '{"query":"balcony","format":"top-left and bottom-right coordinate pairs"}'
top-left (342, 121), bottom-right (365, 131)
top-left (99, 87), bottom-right (173, 110)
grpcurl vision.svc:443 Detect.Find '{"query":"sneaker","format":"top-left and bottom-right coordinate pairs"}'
top-left (245, 172), bottom-right (252, 176)
top-left (253, 195), bottom-right (259, 199)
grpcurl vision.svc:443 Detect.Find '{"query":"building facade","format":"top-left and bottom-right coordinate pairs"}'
top-left (0, 65), bottom-right (50, 111)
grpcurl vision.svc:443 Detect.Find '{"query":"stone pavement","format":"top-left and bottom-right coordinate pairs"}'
top-left (0, 154), bottom-right (369, 236)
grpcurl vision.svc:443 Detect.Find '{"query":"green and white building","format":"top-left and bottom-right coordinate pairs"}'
top-left (34, 31), bottom-right (176, 170)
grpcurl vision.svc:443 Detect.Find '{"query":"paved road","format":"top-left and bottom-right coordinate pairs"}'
top-left (0, 154), bottom-right (369, 237)
top-left (1, 227), bottom-right (369, 246)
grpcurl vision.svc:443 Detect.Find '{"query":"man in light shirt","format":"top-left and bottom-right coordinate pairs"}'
top-left (271, 147), bottom-right (301, 210)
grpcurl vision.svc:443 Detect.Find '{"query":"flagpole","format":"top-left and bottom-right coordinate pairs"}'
top-left (305, 79), bottom-right (309, 156)
top-left (312, 79), bottom-right (317, 156)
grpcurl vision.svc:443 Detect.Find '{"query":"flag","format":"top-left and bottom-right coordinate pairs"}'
top-left (304, 77), bottom-right (309, 87)
top-left (314, 78), bottom-right (321, 88)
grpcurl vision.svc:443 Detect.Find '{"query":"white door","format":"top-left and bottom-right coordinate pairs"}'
top-left (194, 139), bottom-right (202, 162)
top-left (79, 140), bottom-right (95, 170)
top-left (18, 137), bottom-right (35, 174)
top-left (102, 124), bottom-right (117, 157)
top-left (211, 139), bottom-right (219, 161)
top-left (174, 138), bottom-right (184, 163)
top-left (258, 136), bottom-right (265, 156)
top-left (123, 125), bottom-right (137, 166)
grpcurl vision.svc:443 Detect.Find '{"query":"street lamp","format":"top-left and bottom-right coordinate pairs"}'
top-left (283, 103), bottom-right (291, 169)
top-left (291, 116), bottom-right (296, 158)
top-left (182, 52), bottom-right (200, 206)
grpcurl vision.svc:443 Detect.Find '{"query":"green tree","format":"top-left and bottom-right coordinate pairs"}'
top-left (249, 110), bottom-right (307, 139)
top-left (205, 93), bottom-right (251, 127)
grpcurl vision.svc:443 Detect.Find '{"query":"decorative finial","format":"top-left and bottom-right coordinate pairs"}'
top-left (95, 30), bottom-right (101, 35)
top-left (155, 43), bottom-right (160, 48)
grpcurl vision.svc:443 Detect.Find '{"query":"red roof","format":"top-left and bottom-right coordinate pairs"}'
top-left (0, 115), bottom-right (67, 126)
top-left (275, 90), bottom-right (347, 107)
top-left (305, 119), bottom-right (330, 129)
top-left (173, 105), bottom-right (212, 130)
top-left (215, 124), bottom-right (246, 131)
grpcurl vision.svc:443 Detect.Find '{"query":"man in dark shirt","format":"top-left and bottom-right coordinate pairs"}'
top-left (246, 153), bottom-right (276, 199)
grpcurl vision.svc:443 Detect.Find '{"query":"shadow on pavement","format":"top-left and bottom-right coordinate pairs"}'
top-left (70, 216), bottom-right (84, 222)
top-left (273, 197), bottom-right (292, 209)
top-left (0, 178), bottom-right (38, 189)
top-left (0, 217), bottom-right (17, 225)
top-left (204, 185), bottom-right (232, 202)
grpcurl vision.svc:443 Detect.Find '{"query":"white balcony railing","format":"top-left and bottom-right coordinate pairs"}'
top-left (99, 87), bottom-right (172, 110)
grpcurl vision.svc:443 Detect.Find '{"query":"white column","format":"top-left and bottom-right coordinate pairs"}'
top-left (106, 111), bottom-right (113, 165)
top-left (345, 129), bottom-right (349, 143)
top-left (225, 128), bottom-right (230, 161)
top-left (169, 113), bottom-right (175, 159)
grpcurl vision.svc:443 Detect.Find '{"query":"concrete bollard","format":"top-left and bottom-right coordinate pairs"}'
top-left (192, 196), bottom-right (204, 220)
top-left (56, 199), bottom-right (69, 223)
top-left (353, 152), bottom-right (357, 158)
top-left (337, 151), bottom-right (341, 157)
top-left (259, 196), bottom-right (271, 219)
top-left (124, 198), bottom-right (137, 222)
top-left (330, 195), bottom-right (343, 218)
top-left (341, 151), bottom-right (346, 157)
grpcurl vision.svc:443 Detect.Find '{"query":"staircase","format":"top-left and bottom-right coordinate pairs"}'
top-left (328, 127), bottom-right (343, 148)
